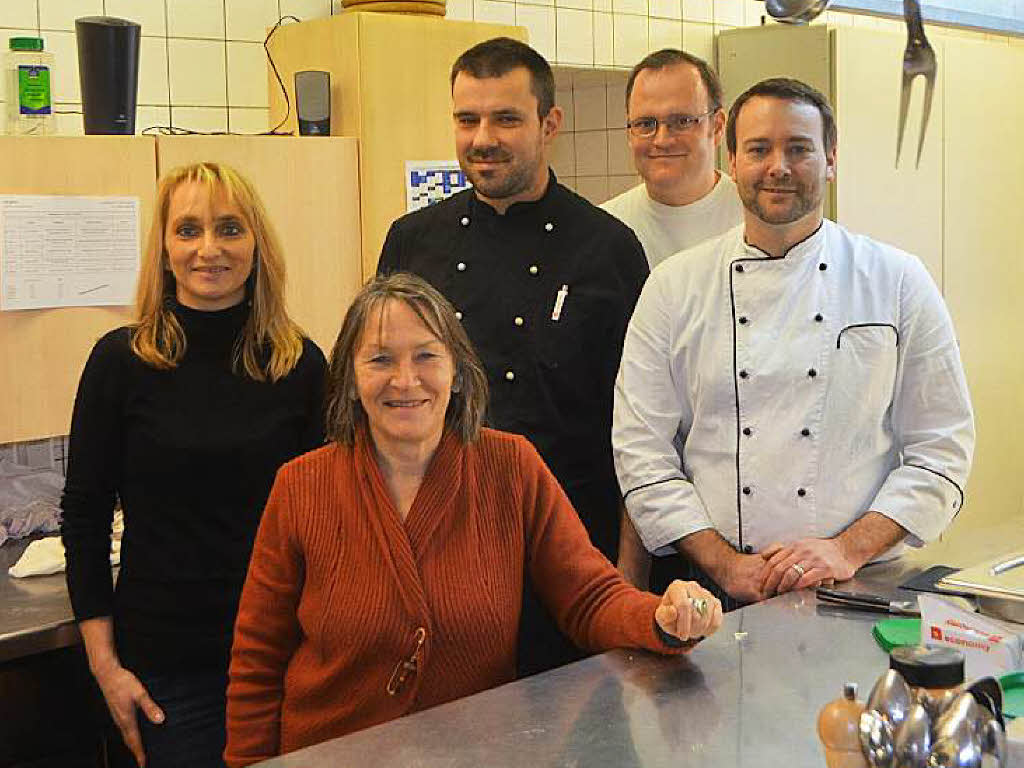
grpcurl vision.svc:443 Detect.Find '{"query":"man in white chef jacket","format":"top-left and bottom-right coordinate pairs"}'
top-left (612, 77), bottom-right (975, 609)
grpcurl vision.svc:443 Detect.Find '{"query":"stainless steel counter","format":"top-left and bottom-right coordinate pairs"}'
top-left (254, 558), bottom-right (931, 767)
top-left (0, 537), bottom-right (81, 664)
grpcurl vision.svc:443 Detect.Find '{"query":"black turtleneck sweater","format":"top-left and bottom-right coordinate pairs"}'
top-left (60, 301), bottom-right (326, 676)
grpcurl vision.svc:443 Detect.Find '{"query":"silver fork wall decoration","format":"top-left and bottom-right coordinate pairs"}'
top-left (896, 0), bottom-right (937, 169)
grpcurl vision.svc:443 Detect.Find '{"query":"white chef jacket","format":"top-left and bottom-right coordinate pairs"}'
top-left (613, 219), bottom-right (975, 557)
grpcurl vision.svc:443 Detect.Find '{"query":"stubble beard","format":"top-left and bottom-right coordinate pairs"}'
top-left (740, 179), bottom-right (821, 225)
top-left (462, 146), bottom-right (540, 202)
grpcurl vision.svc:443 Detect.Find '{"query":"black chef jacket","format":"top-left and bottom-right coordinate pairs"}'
top-left (378, 172), bottom-right (648, 676)
top-left (378, 172), bottom-right (648, 558)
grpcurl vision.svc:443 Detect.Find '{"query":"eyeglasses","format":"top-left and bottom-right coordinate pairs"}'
top-left (626, 109), bottom-right (716, 138)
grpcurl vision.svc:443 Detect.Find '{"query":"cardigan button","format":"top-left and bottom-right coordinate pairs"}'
top-left (819, 263), bottom-right (827, 271)
top-left (455, 311), bottom-right (463, 321)
top-left (456, 262), bottom-right (467, 272)
top-left (529, 265), bottom-right (539, 275)
top-left (505, 370), bottom-right (515, 381)
top-left (743, 427), bottom-right (753, 436)
top-left (460, 216), bottom-right (470, 226)
top-left (742, 486), bottom-right (752, 496)
top-left (739, 370), bottom-right (749, 379)
top-left (514, 316), bottom-right (524, 327)
top-left (735, 264), bottom-right (744, 273)
top-left (743, 545), bottom-right (754, 554)
top-left (797, 488), bottom-right (807, 497)
top-left (738, 316), bottom-right (748, 325)
top-left (801, 427), bottom-right (811, 437)
top-left (814, 313), bottom-right (823, 322)
top-left (544, 222), bottom-right (554, 232)
top-left (807, 368), bottom-right (818, 378)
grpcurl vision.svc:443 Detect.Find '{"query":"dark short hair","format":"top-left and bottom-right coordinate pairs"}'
top-left (625, 49), bottom-right (723, 113)
top-left (450, 36), bottom-right (555, 119)
top-left (325, 272), bottom-right (489, 446)
top-left (726, 77), bottom-right (837, 156)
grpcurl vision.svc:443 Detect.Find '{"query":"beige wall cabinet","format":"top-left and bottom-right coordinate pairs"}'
top-left (718, 25), bottom-right (1024, 552)
top-left (0, 136), bottom-right (363, 444)
top-left (267, 13), bottom-right (524, 278)
top-left (0, 137), bottom-right (155, 444)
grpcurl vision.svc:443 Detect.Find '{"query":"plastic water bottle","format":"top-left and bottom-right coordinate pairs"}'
top-left (5, 37), bottom-right (56, 136)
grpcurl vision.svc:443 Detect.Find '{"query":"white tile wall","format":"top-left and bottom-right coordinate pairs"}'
top-left (106, 0), bottom-right (167, 36)
top-left (515, 5), bottom-right (556, 60)
top-left (556, 8), bottom-right (593, 65)
top-left (226, 0), bottom-right (280, 41)
top-left (39, 0), bottom-right (104, 32)
top-left (227, 41), bottom-right (269, 107)
top-left (167, 0), bottom-right (225, 39)
top-left (0, 0), bottom-right (1003, 143)
top-left (3, 0), bottom-right (39, 30)
top-left (168, 38), bottom-right (226, 106)
top-left (649, 16), bottom-right (683, 50)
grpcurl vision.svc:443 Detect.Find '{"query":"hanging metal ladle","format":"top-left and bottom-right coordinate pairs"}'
top-left (763, 0), bottom-right (833, 24)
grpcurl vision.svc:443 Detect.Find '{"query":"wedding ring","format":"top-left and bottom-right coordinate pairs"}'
top-left (791, 563), bottom-right (806, 577)
top-left (690, 597), bottom-right (708, 618)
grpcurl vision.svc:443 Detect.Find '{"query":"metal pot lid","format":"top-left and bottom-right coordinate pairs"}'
top-left (938, 553), bottom-right (1024, 601)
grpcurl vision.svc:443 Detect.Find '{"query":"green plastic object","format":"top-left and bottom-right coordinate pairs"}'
top-left (1000, 671), bottom-right (1024, 720)
top-left (9, 37), bottom-right (44, 52)
top-left (872, 618), bottom-right (921, 652)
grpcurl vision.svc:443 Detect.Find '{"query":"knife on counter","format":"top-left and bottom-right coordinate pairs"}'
top-left (815, 587), bottom-right (921, 616)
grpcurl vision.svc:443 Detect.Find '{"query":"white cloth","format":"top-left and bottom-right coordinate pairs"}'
top-left (613, 219), bottom-right (975, 558)
top-left (600, 172), bottom-right (745, 268)
top-left (9, 513), bottom-right (122, 578)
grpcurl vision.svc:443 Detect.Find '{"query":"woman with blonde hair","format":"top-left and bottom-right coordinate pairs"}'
top-left (61, 162), bottom-right (326, 768)
top-left (224, 273), bottom-right (722, 766)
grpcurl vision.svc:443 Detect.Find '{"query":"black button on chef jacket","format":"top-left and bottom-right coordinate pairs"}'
top-left (378, 172), bottom-right (648, 561)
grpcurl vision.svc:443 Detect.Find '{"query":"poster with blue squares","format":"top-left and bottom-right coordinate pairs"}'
top-left (405, 160), bottom-right (472, 213)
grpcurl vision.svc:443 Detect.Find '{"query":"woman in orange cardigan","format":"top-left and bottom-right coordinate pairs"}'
top-left (224, 273), bottom-right (723, 766)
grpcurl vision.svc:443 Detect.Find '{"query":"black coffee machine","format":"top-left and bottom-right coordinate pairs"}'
top-left (75, 16), bottom-right (141, 135)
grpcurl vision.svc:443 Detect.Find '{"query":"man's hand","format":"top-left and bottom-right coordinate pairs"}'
top-left (655, 580), bottom-right (723, 642)
top-left (760, 538), bottom-right (855, 596)
top-left (674, 529), bottom-right (772, 603)
top-left (719, 551), bottom-right (773, 603)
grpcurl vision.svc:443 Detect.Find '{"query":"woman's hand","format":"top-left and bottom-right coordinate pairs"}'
top-left (654, 580), bottom-right (723, 643)
top-left (93, 662), bottom-right (165, 767)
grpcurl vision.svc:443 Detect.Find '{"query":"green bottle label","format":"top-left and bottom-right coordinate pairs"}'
top-left (18, 65), bottom-right (52, 115)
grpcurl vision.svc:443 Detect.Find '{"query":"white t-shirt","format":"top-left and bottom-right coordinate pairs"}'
top-left (601, 172), bottom-right (745, 268)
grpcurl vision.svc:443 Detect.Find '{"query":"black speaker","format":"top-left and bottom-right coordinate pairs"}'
top-left (75, 16), bottom-right (141, 135)
top-left (295, 70), bottom-right (331, 136)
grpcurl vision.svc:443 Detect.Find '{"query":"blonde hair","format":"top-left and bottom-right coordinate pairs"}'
top-left (325, 273), bottom-right (489, 445)
top-left (131, 162), bottom-right (304, 382)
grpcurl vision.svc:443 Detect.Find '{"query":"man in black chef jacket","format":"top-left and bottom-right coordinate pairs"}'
top-left (377, 37), bottom-right (649, 676)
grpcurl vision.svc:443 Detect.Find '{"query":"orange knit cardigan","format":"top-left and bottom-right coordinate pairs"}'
top-left (225, 427), bottom-right (688, 766)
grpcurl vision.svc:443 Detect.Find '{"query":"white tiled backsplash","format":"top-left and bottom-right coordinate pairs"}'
top-left (0, 0), bottom-right (941, 138)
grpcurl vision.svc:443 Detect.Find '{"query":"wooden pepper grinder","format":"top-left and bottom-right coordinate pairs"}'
top-left (817, 682), bottom-right (868, 768)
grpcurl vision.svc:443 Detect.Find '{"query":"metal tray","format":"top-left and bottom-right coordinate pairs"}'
top-left (938, 553), bottom-right (1024, 624)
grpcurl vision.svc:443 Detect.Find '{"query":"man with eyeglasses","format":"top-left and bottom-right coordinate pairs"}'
top-left (613, 78), bottom-right (974, 610)
top-left (601, 49), bottom-right (743, 269)
top-left (378, 37), bottom-right (649, 677)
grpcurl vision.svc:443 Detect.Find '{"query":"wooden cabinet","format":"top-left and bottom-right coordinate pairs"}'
top-left (0, 137), bottom-right (154, 444)
top-left (266, 13), bottom-right (524, 277)
top-left (718, 25), bottom-right (1024, 549)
